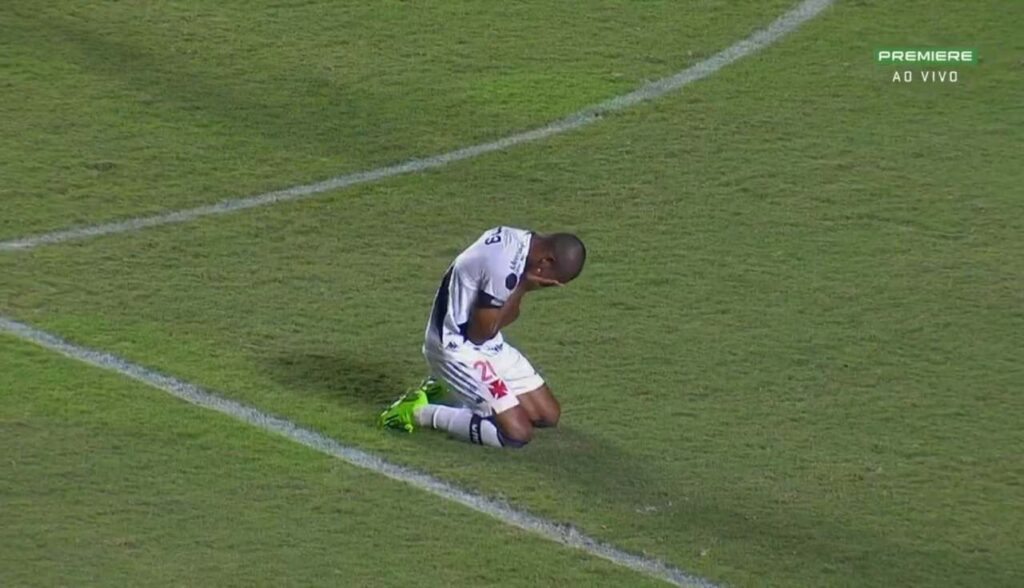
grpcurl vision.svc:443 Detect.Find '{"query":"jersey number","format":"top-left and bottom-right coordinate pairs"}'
top-left (474, 360), bottom-right (508, 399)
top-left (484, 228), bottom-right (502, 245)
top-left (473, 360), bottom-right (497, 382)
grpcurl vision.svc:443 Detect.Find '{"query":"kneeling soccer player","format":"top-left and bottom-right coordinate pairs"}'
top-left (377, 226), bottom-right (586, 448)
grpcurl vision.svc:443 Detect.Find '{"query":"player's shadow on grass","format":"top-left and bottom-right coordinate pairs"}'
top-left (262, 351), bottom-right (412, 410)
top-left (528, 425), bottom-right (672, 506)
top-left (261, 354), bottom-right (990, 581)
top-left (265, 351), bottom-right (661, 503)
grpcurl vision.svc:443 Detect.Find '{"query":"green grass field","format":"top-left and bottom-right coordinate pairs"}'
top-left (2, 1), bottom-right (1022, 586)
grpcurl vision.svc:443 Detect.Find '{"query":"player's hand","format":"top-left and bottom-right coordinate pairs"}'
top-left (522, 272), bottom-right (563, 291)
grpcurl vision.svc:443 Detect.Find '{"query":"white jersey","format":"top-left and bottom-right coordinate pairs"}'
top-left (426, 226), bottom-right (533, 348)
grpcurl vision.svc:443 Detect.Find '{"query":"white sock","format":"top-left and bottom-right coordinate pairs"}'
top-left (413, 405), bottom-right (513, 448)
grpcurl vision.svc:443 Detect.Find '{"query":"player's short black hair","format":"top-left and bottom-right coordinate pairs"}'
top-left (549, 233), bottom-right (586, 283)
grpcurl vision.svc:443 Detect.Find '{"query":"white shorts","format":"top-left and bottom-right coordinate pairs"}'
top-left (423, 340), bottom-right (545, 416)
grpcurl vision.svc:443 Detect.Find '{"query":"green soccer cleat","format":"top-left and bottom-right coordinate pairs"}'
top-left (377, 389), bottom-right (428, 433)
top-left (420, 377), bottom-right (448, 404)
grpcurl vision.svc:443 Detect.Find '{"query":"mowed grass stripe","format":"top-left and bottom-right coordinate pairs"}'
top-left (0, 337), bottom-right (672, 587)
top-left (3, 1), bottom-right (1020, 585)
top-left (0, 0), bottom-right (794, 238)
top-left (0, 315), bottom-right (715, 588)
top-left (0, 0), bottom-right (835, 253)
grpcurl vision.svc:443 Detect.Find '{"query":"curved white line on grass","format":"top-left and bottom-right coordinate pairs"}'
top-left (0, 0), bottom-right (834, 253)
top-left (0, 315), bottom-right (715, 588)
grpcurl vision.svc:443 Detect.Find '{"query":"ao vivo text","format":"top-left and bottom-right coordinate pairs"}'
top-left (892, 70), bottom-right (959, 83)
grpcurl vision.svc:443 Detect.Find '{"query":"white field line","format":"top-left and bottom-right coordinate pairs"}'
top-left (2, 3), bottom-right (836, 583)
top-left (0, 0), bottom-right (835, 253)
top-left (0, 315), bottom-right (715, 588)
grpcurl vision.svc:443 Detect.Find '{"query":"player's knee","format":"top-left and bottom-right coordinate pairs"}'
top-left (533, 411), bottom-right (559, 428)
top-left (499, 432), bottom-right (530, 448)
top-left (542, 410), bottom-right (560, 428)
top-left (533, 395), bottom-right (560, 428)
top-left (496, 418), bottom-right (533, 448)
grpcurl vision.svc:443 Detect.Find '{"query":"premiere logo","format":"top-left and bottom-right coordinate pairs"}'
top-left (876, 48), bottom-right (977, 83)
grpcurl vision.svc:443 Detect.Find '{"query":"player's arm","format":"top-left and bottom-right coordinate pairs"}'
top-left (466, 287), bottom-right (525, 345)
top-left (465, 273), bottom-right (560, 345)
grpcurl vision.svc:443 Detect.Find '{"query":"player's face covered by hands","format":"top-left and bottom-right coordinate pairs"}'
top-left (522, 259), bottom-right (563, 290)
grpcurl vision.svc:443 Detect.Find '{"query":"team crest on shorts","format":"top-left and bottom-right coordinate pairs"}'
top-left (488, 379), bottom-right (509, 399)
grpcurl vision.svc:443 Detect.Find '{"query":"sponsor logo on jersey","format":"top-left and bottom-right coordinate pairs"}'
top-left (510, 237), bottom-right (526, 272)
